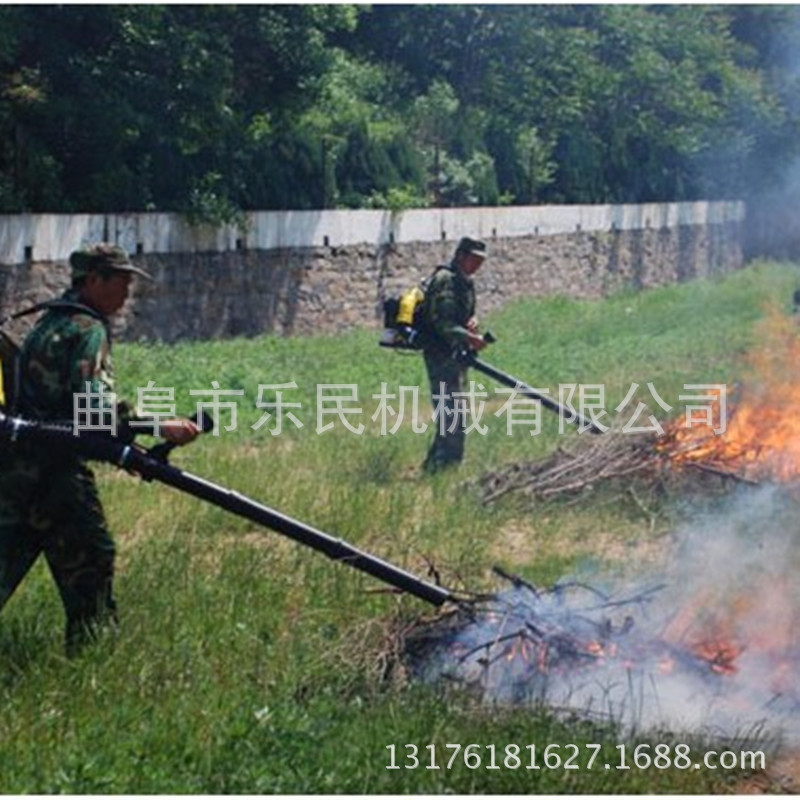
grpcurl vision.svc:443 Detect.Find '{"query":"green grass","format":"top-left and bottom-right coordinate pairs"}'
top-left (1, 260), bottom-right (797, 793)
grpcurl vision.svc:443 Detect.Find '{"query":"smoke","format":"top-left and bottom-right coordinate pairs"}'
top-left (657, 485), bottom-right (800, 736)
top-left (733, 12), bottom-right (800, 261)
top-left (411, 484), bottom-right (800, 745)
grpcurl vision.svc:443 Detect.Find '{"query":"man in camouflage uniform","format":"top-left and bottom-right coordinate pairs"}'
top-left (0, 243), bottom-right (199, 655)
top-left (421, 237), bottom-right (488, 473)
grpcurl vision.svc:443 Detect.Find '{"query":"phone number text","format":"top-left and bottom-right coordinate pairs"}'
top-left (385, 743), bottom-right (765, 771)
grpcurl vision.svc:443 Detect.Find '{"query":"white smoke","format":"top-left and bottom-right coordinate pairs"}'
top-left (413, 484), bottom-right (800, 745)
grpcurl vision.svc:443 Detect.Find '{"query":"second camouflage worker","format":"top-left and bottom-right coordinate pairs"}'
top-left (420, 236), bottom-right (489, 473)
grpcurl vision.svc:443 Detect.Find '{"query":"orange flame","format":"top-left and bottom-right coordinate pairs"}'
top-left (660, 593), bottom-right (741, 675)
top-left (691, 638), bottom-right (741, 675)
top-left (660, 577), bottom-right (799, 682)
top-left (659, 309), bottom-right (800, 481)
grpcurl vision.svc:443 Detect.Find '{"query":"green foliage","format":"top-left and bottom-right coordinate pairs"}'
top-left (185, 171), bottom-right (248, 229)
top-left (0, 5), bottom-right (797, 212)
top-left (516, 126), bottom-right (557, 204)
top-left (365, 183), bottom-right (429, 212)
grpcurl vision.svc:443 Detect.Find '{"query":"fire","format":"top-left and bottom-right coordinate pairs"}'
top-left (659, 577), bottom-right (800, 684)
top-left (586, 640), bottom-right (605, 656)
top-left (467, 579), bottom-right (794, 686)
top-left (691, 638), bottom-right (741, 675)
top-left (537, 641), bottom-right (549, 672)
top-left (659, 309), bottom-right (800, 481)
top-left (417, 568), bottom-right (800, 741)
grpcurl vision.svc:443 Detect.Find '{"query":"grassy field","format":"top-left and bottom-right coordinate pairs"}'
top-left (0, 260), bottom-right (797, 793)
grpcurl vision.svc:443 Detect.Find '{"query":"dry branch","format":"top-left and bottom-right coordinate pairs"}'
top-left (477, 426), bottom-right (763, 506)
top-left (478, 431), bottom-right (660, 505)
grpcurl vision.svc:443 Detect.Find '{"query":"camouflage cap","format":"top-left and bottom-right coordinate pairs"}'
top-left (455, 236), bottom-right (487, 259)
top-left (69, 243), bottom-right (153, 281)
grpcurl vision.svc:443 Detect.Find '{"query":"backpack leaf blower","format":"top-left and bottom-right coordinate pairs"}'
top-left (0, 411), bottom-right (454, 607)
top-left (380, 287), bottom-right (604, 434)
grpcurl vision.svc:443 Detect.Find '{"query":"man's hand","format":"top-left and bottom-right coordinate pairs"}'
top-left (466, 331), bottom-right (488, 351)
top-left (464, 316), bottom-right (487, 350)
top-left (160, 418), bottom-right (200, 446)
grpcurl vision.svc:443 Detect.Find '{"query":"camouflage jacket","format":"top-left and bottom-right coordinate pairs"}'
top-left (17, 290), bottom-right (118, 424)
top-left (422, 263), bottom-right (476, 354)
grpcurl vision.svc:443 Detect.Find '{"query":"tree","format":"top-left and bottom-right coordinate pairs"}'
top-left (0, 5), bottom-right (796, 213)
top-left (410, 79), bottom-right (459, 204)
top-left (516, 127), bottom-right (556, 204)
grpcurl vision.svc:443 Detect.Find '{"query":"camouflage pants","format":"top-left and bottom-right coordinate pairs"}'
top-left (0, 455), bottom-right (117, 654)
top-left (423, 351), bottom-right (468, 472)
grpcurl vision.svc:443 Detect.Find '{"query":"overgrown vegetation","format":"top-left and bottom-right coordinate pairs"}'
top-left (1, 262), bottom-right (797, 793)
top-left (1, 6), bottom-right (798, 216)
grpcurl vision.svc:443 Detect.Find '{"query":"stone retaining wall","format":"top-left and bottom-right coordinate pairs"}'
top-left (0, 203), bottom-right (744, 343)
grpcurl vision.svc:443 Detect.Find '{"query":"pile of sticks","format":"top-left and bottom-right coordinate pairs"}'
top-left (478, 431), bottom-right (659, 505)
top-left (477, 429), bottom-right (756, 507)
top-left (404, 570), bottom-right (718, 711)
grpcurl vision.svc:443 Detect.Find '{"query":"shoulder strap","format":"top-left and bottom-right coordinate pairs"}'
top-left (416, 265), bottom-right (454, 336)
top-left (0, 299), bottom-right (106, 413)
top-left (0, 298), bottom-right (104, 328)
top-left (422, 264), bottom-right (452, 294)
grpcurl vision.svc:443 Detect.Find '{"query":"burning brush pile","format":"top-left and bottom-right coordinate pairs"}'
top-left (480, 312), bottom-right (800, 505)
top-left (404, 313), bottom-right (800, 742)
top-left (406, 486), bottom-right (800, 740)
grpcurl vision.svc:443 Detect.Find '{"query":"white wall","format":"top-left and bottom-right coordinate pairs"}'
top-left (0, 201), bottom-right (745, 266)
